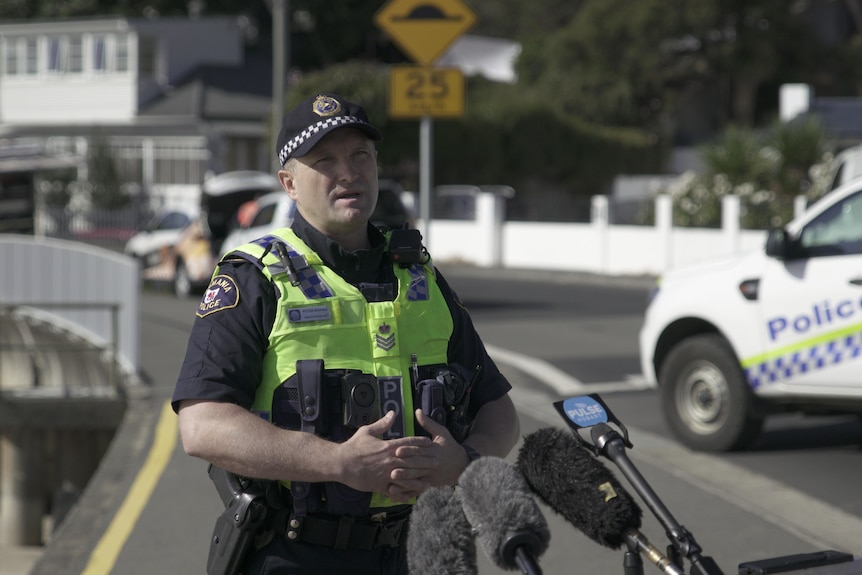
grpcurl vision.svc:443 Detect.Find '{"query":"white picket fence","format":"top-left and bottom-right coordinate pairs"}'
top-left (424, 194), bottom-right (808, 277)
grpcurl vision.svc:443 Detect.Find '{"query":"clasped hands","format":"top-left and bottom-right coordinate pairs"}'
top-left (336, 409), bottom-right (471, 503)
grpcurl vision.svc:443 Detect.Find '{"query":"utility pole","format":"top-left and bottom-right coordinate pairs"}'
top-left (271, 0), bottom-right (289, 173)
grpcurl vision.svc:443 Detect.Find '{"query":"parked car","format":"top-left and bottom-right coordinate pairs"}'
top-left (124, 206), bottom-right (197, 269)
top-left (827, 143), bottom-right (862, 192)
top-left (219, 191), bottom-right (296, 258)
top-left (432, 184), bottom-right (515, 220)
top-left (374, 179), bottom-right (413, 230)
top-left (219, 180), bottom-right (412, 259)
top-left (639, 177), bottom-right (862, 451)
top-left (143, 170), bottom-right (282, 297)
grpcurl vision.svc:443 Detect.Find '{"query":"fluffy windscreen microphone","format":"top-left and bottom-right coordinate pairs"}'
top-left (407, 486), bottom-right (477, 575)
top-left (458, 456), bottom-right (550, 575)
top-left (516, 427), bottom-right (643, 549)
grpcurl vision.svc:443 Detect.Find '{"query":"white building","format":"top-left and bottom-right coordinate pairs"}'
top-left (0, 16), bottom-right (274, 211)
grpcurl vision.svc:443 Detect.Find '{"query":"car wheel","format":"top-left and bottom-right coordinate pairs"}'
top-left (174, 261), bottom-right (193, 298)
top-left (659, 334), bottom-right (763, 452)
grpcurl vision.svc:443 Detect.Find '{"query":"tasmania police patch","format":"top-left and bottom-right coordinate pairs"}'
top-left (197, 275), bottom-right (240, 318)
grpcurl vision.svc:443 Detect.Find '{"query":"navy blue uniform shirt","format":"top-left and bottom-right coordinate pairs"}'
top-left (172, 210), bottom-right (511, 417)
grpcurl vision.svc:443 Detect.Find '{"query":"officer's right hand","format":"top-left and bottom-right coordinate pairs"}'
top-left (335, 411), bottom-right (433, 500)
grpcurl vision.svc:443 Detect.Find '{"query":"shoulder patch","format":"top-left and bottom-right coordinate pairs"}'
top-left (197, 275), bottom-right (240, 318)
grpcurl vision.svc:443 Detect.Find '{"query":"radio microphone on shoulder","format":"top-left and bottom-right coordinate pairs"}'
top-left (458, 456), bottom-right (550, 575)
top-left (407, 486), bottom-right (476, 575)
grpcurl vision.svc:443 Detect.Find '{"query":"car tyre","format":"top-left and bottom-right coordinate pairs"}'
top-left (659, 334), bottom-right (764, 452)
top-left (174, 261), bottom-right (193, 298)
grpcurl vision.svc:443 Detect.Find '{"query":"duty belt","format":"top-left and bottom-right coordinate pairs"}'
top-left (269, 510), bottom-right (410, 550)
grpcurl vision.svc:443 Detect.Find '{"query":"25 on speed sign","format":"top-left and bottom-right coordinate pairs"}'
top-left (388, 66), bottom-right (465, 118)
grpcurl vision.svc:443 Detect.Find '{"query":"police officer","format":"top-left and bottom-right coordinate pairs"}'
top-left (172, 93), bottom-right (520, 575)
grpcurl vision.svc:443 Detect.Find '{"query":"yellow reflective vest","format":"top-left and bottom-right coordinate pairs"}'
top-left (229, 228), bottom-right (453, 510)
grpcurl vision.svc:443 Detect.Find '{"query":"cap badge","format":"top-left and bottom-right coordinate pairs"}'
top-left (312, 95), bottom-right (342, 118)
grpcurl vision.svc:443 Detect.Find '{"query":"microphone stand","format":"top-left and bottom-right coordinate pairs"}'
top-left (591, 423), bottom-right (725, 575)
top-left (624, 536), bottom-right (646, 575)
top-left (502, 530), bottom-right (544, 575)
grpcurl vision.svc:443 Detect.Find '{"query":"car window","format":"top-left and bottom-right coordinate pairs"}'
top-left (800, 191), bottom-right (862, 256)
top-left (158, 211), bottom-right (192, 230)
top-left (373, 188), bottom-right (409, 229)
top-left (250, 203), bottom-right (277, 227)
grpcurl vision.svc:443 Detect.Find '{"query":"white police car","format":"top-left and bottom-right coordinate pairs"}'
top-left (639, 178), bottom-right (862, 451)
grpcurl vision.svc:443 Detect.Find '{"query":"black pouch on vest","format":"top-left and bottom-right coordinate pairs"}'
top-left (415, 377), bottom-right (446, 438)
top-left (272, 361), bottom-right (377, 515)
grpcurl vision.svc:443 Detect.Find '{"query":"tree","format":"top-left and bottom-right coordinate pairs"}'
top-left (666, 118), bottom-right (829, 228)
top-left (86, 132), bottom-right (128, 210)
top-left (515, 0), bottom-right (862, 140)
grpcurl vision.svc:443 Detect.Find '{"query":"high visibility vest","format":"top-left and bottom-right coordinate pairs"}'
top-left (227, 228), bottom-right (453, 510)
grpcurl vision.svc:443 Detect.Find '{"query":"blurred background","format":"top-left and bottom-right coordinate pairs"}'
top-left (3, 0), bottom-right (862, 568)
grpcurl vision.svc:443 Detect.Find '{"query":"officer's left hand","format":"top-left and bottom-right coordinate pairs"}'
top-left (386, 409), bottom-right (471, 499)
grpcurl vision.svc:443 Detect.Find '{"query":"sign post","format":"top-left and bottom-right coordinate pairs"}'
top-left (374, 0), bottom-right (478, 243)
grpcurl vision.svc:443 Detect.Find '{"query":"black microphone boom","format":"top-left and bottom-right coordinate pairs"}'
top-left (590, 422), bottom-right (724, 575)
top-left (517, 427), bottom-right (685, 575)
top-left (407, 486), bottom-right (477, 575)
top-left (458, 456), bottom-right (550, 575)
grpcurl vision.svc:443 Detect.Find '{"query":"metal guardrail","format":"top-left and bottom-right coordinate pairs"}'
top-left (0, 302), bottom-right (122, 395)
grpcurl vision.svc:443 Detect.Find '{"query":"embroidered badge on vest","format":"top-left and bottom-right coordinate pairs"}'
top-left (197, 275), bottom-right (240, 318)
top-left (376, 322), bottom-right (396, 351)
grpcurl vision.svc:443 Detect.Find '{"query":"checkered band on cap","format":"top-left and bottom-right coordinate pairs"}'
top-left (278, 115), bottom-right (370, 166)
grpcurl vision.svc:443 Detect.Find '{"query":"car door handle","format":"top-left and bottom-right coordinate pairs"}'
top-left (851, 278), bottom-right (862, 286)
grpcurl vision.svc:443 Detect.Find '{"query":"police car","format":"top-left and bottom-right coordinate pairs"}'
top-left (639, 178), bottom-right (862, 451)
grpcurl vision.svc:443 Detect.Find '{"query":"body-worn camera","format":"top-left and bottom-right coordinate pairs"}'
top-left (341, 372), bottom-right (381, 428)
top-left (273, 361), bottom-right (382, 437)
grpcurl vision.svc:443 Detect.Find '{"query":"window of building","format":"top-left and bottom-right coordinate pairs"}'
top-left (68, 35), bottom-right (83, 73)
top-left (93, 35), bottom-right (108, 72)
top-left (4, 32), bottom-right (133, 77)
top-left (116, 34), bottom-right (129, 72)
top-left (138, 35), bottom-right (157, 78)
top-left (5, 38), bottom-right (19, 75)
top-left (24, 37), bottom-right (37, 74)
top-left (47, 37), bottom-right (65, 73)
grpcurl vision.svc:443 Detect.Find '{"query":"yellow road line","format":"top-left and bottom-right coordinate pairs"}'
top-left (82, 401), bottom-right (178, 575)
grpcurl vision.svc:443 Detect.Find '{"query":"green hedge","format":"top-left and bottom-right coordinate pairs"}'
top-left (287, 62), bottom-right (665, 219)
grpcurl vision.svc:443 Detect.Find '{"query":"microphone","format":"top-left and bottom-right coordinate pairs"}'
top-left (407, 486), bottom-right (477, 575)
top-left (458, 456), bottom-right (550, 575)
top-left (589, 422), bottom-right (724, 575)
top-left (517, 427), bottom-right (684, 575)
top-left (551, 394), bottom-right (725, 575)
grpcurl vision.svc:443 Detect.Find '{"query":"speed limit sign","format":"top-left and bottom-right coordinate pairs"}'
top-left (388, 65), bottom-right (465, 118)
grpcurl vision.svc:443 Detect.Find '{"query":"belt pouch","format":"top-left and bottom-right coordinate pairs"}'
top-left (291, 359), bottom-right (325, 517)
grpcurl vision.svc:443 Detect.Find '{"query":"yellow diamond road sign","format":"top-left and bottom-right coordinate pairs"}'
top-left (374, 0), bottom-right (478, 66)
